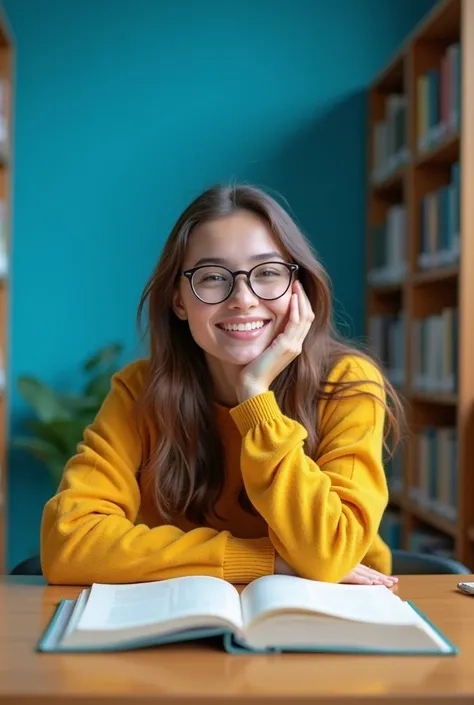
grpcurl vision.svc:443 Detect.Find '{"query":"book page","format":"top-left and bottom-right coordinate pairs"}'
top-left (241, 575), bottom-right (418, 628)
top-left (76, 576), bottom-right (243, 632)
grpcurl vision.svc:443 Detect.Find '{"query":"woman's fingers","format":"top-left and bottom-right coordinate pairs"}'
top-left (339, 571), bottom-right (373, 585)
top-left (339, 564), bottom-right (398, 586)
top-left (357, 564), bottom-right (398, 584)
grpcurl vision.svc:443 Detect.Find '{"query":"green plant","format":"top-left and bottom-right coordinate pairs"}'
top-left (13, 343), bottom-right (123, 486)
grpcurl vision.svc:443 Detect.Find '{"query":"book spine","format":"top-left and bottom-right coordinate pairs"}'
top-left (368, 313), bottom-right (405, 389)
top-left (417, 162), bottom-right (460, 270)
top-left (410, 309), bottom-right (457, 394)
top-left (371, 94), bottom-right (408, 182)
top-left (367, 204), bottom-right (407, 285)
top-left (409, 425), bottom-right (458, 524)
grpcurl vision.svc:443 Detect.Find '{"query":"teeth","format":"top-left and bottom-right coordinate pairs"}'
top-left (222, 321), bottom-right (266, 332)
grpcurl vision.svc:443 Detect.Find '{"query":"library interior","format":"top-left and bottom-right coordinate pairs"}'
top-left (4, 1), bottom-right (474, 703)
top-left (0, 0), bottom-right (472, 579)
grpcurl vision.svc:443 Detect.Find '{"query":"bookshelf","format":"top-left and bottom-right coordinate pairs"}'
top-left (366, 0), bottom-right (474, 568)
top-left (0, 9), bottom-right (11, 573)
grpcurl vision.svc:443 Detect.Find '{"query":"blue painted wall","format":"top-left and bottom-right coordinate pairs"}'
top-left (3, 0), bottom-right (435, 570)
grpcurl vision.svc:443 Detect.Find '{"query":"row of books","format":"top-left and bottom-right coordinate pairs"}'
top-left (367, 204), bottom-right (407, 285)
top-left (370, 43), bottom-right (461, 183)
top-left (368, 308), bottom-right (458, 396)
top-left (371, 94), bottom-right (408, 183)
top-left (418, 162), bottom-right (460, 269)
top-left (412, 308), bottom-right (458, 395)
top-left (368, 176), bottom-right (460, 286)
top-left (417, 42), bottom-right (461, 153)
top-left (368, 314), bottom-right (405, 389)
top-left (380, 510), bottom-right (455, 558)
top-left (409, 426), bottom-right (458, 524)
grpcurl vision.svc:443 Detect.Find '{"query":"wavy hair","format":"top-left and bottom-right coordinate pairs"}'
top-left (137, 184), bottom-right (405, 524)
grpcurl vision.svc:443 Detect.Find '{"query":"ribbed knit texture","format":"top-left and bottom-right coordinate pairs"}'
top-left (223, 536), bottom-right (275, 583)
top-left (230, 391), bottom-right (281, 435)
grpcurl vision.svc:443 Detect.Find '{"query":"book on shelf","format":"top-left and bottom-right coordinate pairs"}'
top-left (368, 204), bottom-right (407, 285)
top-left (418, 162), bottom-right (460, 269)
top-left (417, 42), bottom-right (461, 152)
top-left (371, 93), bottom-right (409, 183)
top-left (409, 425), bottom-right (458, 523)
top-left (368, 312), bottom-right (405, 389)
top-left (38, 574), bottom-right (457, 656)
top-left (411, 308), bottom-right (458, 394)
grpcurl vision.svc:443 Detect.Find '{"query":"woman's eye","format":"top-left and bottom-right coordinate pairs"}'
top-left (200, 274), bottom-right (226, 283)
top-left (259, 269), bottom-right (280, 277)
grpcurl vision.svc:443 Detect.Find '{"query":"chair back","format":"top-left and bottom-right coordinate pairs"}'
top-left (392, 549), bottom-right (469, 575)
top-left (10, 555), bottom-right (42, 576)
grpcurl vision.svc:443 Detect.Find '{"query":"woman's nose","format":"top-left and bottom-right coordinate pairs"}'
top-left (229, 275), bottom-right (258, 307)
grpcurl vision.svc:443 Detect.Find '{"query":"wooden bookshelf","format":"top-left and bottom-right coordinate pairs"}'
top-left (0, 10), bottom-right (11, 574)
top-left (366, 0), bottom-right (474, 568)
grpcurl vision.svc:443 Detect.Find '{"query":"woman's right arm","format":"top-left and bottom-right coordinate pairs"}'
top-left (40, 361), bottom-right (275, 585)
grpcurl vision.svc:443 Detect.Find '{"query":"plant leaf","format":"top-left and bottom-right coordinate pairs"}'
top-left (59, 394), bottom-right (101, 414)
top-left (25, 419), bottom-right (87, 456)
top-left (83, 343), bottom-right (123, 373)
top-left (12, 436), bottom-right (68, 467)
top-left (16, 377), bottom-right (72, 422)
top-left (84, 371), bottom-right (114, 402)
top-left (13, 437), bottom-right (71, 486)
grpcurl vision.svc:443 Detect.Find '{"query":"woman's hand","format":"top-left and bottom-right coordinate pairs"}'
top-left (236, 281), bottom-right (315, 403)
top-left (339, 564), bottom-right (398, 587)
top-left (274, 556), bottom-right (397, 587)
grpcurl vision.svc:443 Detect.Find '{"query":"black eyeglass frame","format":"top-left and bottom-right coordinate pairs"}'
top-left (180, 261), bottom-right (299, 304)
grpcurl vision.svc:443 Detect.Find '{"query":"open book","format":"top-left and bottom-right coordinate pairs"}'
top-left (38, 574), bottom-right (457, 655)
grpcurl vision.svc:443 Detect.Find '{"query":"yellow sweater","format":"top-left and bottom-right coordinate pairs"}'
top-left (40, 355), bottom-right (391, 585)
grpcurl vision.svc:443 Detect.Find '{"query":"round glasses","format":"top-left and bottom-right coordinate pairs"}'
top-left (181, 261), bottom-right (299, 305)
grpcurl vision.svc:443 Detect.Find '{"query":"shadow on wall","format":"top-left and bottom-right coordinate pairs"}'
top-left (245, 90), bottom-right (367, 342)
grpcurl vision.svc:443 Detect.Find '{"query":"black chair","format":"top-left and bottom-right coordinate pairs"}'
top-left (10, 555), bottom-right (43, 576)
top-left (392, 549), bottom-right (470, 575)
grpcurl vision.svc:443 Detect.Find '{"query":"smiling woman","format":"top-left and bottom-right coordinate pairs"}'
top-left (172, 212), bottom-right (303, 399)
top-left (40, 183), bottom-right (404, 589)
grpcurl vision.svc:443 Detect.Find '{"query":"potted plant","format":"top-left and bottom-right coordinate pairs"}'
top-left (13, 343), bottom-right (123, 486)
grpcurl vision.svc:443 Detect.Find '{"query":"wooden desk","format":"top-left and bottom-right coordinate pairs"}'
top-left (2, 574), bottom-right (474, 705)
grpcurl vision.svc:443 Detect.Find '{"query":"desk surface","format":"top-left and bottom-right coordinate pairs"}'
top-left (2, 574), bottom-right (474, 705)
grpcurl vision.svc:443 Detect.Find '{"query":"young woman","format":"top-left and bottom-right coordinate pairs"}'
top-left (41, 184), bottom-right (402, 588)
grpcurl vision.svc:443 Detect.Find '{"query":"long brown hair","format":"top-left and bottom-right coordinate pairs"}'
top-left (137, 184), bottom-right (405, 524)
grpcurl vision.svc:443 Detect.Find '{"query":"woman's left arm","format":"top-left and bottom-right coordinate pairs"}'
top-left (230, 357), bottom-right (389, 584)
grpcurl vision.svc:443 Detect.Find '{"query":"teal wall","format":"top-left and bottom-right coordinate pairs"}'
top-left (3, 0), bottom-right (435, 570)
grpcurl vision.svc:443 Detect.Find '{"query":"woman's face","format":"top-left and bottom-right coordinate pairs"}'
top-left (173, 211), bottom-right (295, 368)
